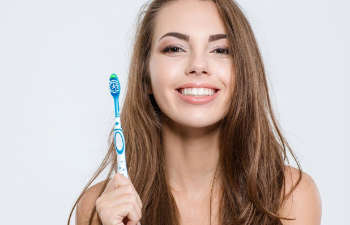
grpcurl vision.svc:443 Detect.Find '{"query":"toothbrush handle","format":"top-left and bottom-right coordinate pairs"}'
top-left (114, 117), bottom-right (128, 178)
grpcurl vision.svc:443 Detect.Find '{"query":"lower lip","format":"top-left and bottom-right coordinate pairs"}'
top-left (175, 89), bottom-right (220, 105)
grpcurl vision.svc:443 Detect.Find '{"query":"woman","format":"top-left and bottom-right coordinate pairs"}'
top-left (68, 0), bottom-right (322, 224)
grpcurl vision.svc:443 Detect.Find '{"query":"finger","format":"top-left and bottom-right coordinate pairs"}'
top-left (117, 175), bottom-right (143, 208)
top-left (116, 172), bottom-right (134, 186)
top-left (115, 201), bottom-right (142, 222)
top-left (100, 182), bottom-right (142, 211)
top-left (102, 173), bottom-right (129, 194)
top-left (126, 220), bottom-right (140, 225)
top-left (116, 182), bottom-right (143, 209)
top-left (103, 173), bottom-right (143, 209)
top-left (114, 174), bottom-right (143, 208)
top-left (122, 184), bottom-right (142, 210)
top-left (99, 187), bottom-right (142, 218)
top-left (102, 173), bottom-right (123, 194)
top-left (126, 182), bottom-right (143, 209)
top-left (108, 191), bottom-right (142, 218)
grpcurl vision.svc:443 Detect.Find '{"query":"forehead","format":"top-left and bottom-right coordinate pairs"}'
top-left (153, 0), bottom-right (227, 40)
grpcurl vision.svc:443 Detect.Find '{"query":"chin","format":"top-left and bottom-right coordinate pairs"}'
top-left (170, 115), bottom-right (223, 130)
top-left (158, 105), bottom-right (225, 130)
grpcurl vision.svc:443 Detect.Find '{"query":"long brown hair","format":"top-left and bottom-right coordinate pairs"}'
top-left (67, 0), bottom-right (302, 224)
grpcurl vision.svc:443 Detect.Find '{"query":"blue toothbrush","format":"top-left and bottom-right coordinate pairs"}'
top-left (109, 73), bottom-right (128, 178)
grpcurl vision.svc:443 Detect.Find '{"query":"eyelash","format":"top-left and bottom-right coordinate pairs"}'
top-left (161, 46), bottom-right (230, 55)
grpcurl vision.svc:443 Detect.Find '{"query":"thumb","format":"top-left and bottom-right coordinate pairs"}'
top-left (126, 221), bottom-right (140, 225)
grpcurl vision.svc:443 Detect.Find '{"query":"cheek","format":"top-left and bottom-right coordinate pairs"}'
top-left (217, 63), bottom-right (235, 104)
top-left (149, 55), bottom-right (165, 93)
top-left (149, 55), bottom-right (183, 92)
top-left (215, 60), bottom-right (234, 87)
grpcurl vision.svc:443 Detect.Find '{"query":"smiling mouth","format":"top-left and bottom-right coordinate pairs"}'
top-left (175, 88), bottom-right (220, 105)
top-left (175, 88), bottom-right (220, 94)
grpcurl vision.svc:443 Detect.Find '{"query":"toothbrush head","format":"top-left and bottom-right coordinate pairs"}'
top-left (109, 73), bottom-right (120, 97)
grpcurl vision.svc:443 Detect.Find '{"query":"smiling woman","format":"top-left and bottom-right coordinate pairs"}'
top-left (149, 3), bottom-right (235, 129)
top-left (68, 0), bottom-right (321, 225)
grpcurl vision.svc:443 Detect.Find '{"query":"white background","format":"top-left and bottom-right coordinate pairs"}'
top-left (0, 0), bottom-right (347, 224)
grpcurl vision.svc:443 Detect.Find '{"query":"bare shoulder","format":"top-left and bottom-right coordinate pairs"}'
top-left (76, 180), bottom-right (110, 225)
top-left (279, 165), bottom-right (322, 225)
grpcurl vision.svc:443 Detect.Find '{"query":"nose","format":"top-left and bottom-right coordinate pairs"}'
top-left (185, 52), bottom-right (209, 76)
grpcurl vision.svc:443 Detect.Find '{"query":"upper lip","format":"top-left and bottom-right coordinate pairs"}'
top-left (176, 83), bottom-right (220, 91)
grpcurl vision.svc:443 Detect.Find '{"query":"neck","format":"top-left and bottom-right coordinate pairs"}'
top-left (161, 117), bottom-right (222, 199)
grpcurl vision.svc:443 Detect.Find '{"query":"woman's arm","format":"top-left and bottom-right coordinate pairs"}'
top-left (279, 166), bottom-right (322, 225)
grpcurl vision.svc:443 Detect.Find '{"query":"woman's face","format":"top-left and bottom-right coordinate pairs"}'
top-left (149, 0), bottom-right (234, 129)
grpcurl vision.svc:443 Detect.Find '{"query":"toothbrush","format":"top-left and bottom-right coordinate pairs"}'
top-left (109, 73), bottom-right (128, 178)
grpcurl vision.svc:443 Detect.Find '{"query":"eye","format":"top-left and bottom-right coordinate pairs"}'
top-left (161, 45), bottom-right (185, 54)
top-left (212, 48), bottom-right (230, 55)
top-left (161, 46), bottom-right (230, 55)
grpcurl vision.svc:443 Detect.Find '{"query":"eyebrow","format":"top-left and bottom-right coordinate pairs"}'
top-left (158, 32), bottom-right (227, 42)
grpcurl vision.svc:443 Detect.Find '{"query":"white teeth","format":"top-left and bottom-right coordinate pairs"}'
top-left (179, 88), bottom-right (215, 96)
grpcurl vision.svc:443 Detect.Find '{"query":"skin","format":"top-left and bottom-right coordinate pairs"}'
top-left (75, 1), bottom-right (322, 225)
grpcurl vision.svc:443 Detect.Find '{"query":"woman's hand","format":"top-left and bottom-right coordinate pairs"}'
top-left (95, 173), bottom-right (143, 225)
